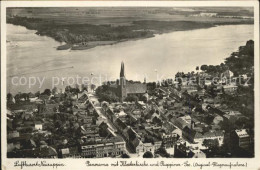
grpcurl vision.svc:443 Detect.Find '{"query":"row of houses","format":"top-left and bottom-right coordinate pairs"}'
top-left (79, 136), bottom-right (126, 158)
top-left (104, 106), bottom-right (163, 155)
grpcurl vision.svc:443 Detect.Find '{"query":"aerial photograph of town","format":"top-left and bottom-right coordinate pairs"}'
top-left (5, 7), bottom-right (255, 159)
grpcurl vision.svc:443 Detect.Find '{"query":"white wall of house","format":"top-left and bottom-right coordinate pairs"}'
top-left (35, 124), bottom-right (43, 130)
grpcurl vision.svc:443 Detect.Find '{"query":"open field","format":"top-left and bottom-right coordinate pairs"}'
top-left (7, 7), bottom-right (253, 25)
top-left (7, 7), bottom-right (253, 50)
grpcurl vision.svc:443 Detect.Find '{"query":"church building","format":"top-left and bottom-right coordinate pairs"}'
top-left (117, 62), bottom-right (147, 102)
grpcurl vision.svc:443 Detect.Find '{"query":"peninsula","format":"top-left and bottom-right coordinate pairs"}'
top-left (7, 7), bottom-right (254, 50)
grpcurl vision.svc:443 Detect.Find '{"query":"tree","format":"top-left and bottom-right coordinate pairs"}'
top-left (91, 84), bottom-right (96, 91)
top-left (70, 87), bottom-right (80, 96)
top-left (225, 40), bottom-right (254, 76)
top-left (81, 84), bottom-right (88, 92)
top-left (99, 122), bottom-right (109, 137)
top-left (121, 153), bottom-right (130, 158)
top-left (7, 93), bottom-right (14, 105)
top-left (52, 87), bottom-right (58, 94)
top-left (42, 89), bottom-right (52, 96)
top-left (155, 148), bottom-right (170, 158)
top-left (125, 95), bottom-right (139, 102)
top-left (147, 82), bottom-right (156, 91)
top-left (14, 93), bottom-right (21, 103)
top-left (202, 139), bottom-right (219, 151)
top-left (7, 93), bottom-right (13, 101)
top-left (235, 117), bottom-right (250, 129)
top-left (21, 93), bottom-right (29, 101)
top-left (20, 126), bottom-right (33, 134)
top-left (139, 95), bottom-right (148, 103)
top-left (64, 99), bottom-right (73, 107)
top-left (65, 86), bottom-right (71, 93)
top-left (98, 91), bottom-right (119, 103)
top-left (55, 120), bottom-right (63, 129)
top-left (35, 91), bottom-right (40, 97)
top-left (45, 122), bottom-right (55, 132)
top-left (75, 84), bottom-right (79, 90)
top-left (144, 135), bottom-right (154, 144)
top-left (200, 65), bottom-right (208, 71)
top-left (143, 151), bottom-right (153, 158)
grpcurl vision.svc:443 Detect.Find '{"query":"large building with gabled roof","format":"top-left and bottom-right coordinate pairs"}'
top-left (112, 62), bottom-right (147, 102)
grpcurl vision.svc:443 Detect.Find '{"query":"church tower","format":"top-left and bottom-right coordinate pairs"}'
top-left (120, 62), bottom-right (127, 102)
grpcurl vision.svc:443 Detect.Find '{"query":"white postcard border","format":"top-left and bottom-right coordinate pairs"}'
top-left (1, 1), bottom-right (259, 170)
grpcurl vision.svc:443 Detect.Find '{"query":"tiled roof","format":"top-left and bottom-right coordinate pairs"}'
top-left (44, 146), bottom-right (57, 156)
top-left (235, 129), bottom-right (249, 138)
top-left (115, 118), bottom-right (127, 130)
top-left (7, 146), bottom-right (58, 158)
top-left (215, 130), bottom-right (224, 136)
top-left (69, 147), bottom-right (79, 155)
top-left (127, 128), bottom-right (137, 141)
top-left (61, 148), bottom-right (70, 155)
top-left (176, 117), bottom-right (189, 129)
top-left (132, 137), bottom-right (141, 148)
top-left (194, 132), bottom-right (203, 139)
top-left (204, 132), bottom-right (216, 138)
top-left (107, 108), bottom-right (114, 117)
top-left (143, 143), bottom-right (153, 147)
top-left (126, 83), bottom-right (147, 94)
top-left (183, 126), bottom-right (202, 139)
top-left (39, 94), bottom-right (50, 100)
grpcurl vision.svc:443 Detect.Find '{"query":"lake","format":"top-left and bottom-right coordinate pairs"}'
top-left (6, 24), bottom-right (253, 94)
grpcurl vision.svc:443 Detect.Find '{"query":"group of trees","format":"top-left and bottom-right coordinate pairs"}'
top-left (200, 63), bottom-right (228, 76)
top-left (199, 40), bottom-right (254, 78)
top-left (202, 139), bottom-right (219, 151)
top-left (143, 151), bottom-right (153, 158)
top-left (225, 40), bottom-right (254, 77)
top-left (7, 93), bottom-right (14, 106)
top-left (7, 84), bottom-right (86, 106)
top-left (147, 82), bottom-right (157, 91)
top-left (97, 91), bottom-right (119, 103)
top-left (202, 139), bottom-right (229, 157)
top-left (155, 148), bottom-right (170, 158)
top-left (49, 112), bottom-right (82, 137)
top-left (220, 87), bottom-right (254, 119)
top-left (125, 95), bottom-right (139, 102)
top-left (96, 85), bottom-right (119, 103)
top-left (175, 71), bottom-right (196, 79)
top-left (7, 93), bottom-right (30, 104)
top-left (7, 16), bottom-right (154, 44)
top-left (121, 149), bottom-right (169, 158)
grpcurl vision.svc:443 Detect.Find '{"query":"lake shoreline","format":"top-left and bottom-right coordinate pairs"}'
top-left (6, 24), bottom-right (253, 94)
top-left (56, 22), bottom-right (252, 51)
top-left (56, 34), bottom-right (156, 51)
top-left (7, 16), bottom-right (253, 51)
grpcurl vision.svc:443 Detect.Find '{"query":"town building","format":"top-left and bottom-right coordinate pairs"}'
top-left (34, 122), bottom-right (43, 130)
top-left (174, 141), bottom-right (206, 158)
top-left (108, 62), bottom-right (147, 102)
top-left (60, 147), bottom-right (81, 158)
top-left (80, 136), bottom-right (126, 158)
top-left (231, 129), bottom-right (251, 150)
top-left (162, 132), bottom-right (179, 148)
top-left (223, 84), bottom-right (238, 94)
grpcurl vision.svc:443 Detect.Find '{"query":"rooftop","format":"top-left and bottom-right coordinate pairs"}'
top-left (235, 129), bottom-right (249, 138)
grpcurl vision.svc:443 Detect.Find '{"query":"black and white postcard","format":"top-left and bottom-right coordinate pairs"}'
top-left (1, 1), bottom-right (259, 170)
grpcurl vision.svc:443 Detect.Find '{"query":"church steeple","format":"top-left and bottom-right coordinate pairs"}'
top-left (120, 62), bottom-right (125, 78)
top-left (119, 62), bottom-right (127, 102)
